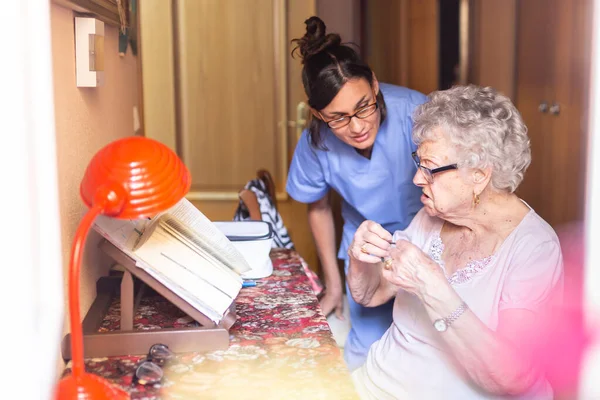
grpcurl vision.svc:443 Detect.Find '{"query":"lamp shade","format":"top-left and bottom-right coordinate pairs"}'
top-left (56, 136), bottom-right (191, 400)
top-left (80, 136), bottom-right (191, 219)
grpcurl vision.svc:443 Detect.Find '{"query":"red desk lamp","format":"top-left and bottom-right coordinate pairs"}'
top-left (55, 137), bottom-right (191, 399)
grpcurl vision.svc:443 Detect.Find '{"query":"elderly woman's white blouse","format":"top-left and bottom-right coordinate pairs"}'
top-left (352, 204), bottom-right (564, 399)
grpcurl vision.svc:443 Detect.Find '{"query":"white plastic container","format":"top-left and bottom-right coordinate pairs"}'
top-left (213, 221), bottom-right (274, 279)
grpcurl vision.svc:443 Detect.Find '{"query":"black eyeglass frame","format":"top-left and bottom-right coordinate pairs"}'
top-left (320, 102), bottom-right (379, 129)
top-left (411, 151), bottom-right (458, 183)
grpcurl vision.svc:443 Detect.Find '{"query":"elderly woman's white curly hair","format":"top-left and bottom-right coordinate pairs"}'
top-left (412, 85), bottom-right (531, 193)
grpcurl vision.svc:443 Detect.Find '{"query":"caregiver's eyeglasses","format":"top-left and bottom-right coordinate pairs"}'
top-left (132, 343), bottom-right (176, 386)
top-left (321, 102), bottom-right (379, 129)
top-left (411, 152), bottom-right (458, 184)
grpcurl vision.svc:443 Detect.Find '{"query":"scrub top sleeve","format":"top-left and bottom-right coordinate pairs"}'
top-left (286, 130), bottom-right (329, 204)
top-left (499, 240), bottom-right (564, 313)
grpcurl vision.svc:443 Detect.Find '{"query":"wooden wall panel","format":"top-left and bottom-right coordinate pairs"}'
top-left (363, 0), bottom-right (404, 85)
top-left (139, 0), bottom-right (177, 151)
top-left (547, 0), bottom-right (590, 225)
top-left (176, 0), bottom-right (279, 193)
top-left (469, 0), bottom-right (517, 99)
top-left (515, 0), bottom-right (591, 228)
top-left (364, 0), bottom-right (438, 94)
top-left (514, 0), bottom-right (555, 222)
top-left (407, 0), bottom-right (439, 95)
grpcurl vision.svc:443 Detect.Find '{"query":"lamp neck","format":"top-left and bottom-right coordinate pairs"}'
top-left (68, 203), bottom-right (104, 378)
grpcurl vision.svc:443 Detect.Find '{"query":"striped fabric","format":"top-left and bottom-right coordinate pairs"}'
top-left (234, 178), bottom-right (294, 249)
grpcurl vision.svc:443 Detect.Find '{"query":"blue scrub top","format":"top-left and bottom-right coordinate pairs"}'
top-left (286, 83), bottom-right (427, 370)
top-left (286, 83), bottom-right (426, 260)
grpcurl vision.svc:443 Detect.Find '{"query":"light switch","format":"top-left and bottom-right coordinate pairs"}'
top-left (75, 17), bottom-right (105, 87)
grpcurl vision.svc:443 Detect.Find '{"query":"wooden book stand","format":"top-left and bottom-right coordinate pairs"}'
top-left (61, 239), bottom-right (236, 360)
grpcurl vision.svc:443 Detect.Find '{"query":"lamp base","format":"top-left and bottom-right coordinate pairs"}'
top-left (55, 372), bottom-right (129, 400)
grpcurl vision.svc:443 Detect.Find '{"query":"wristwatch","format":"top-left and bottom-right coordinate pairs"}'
top-left (433, 301), bottom-right (468, 332)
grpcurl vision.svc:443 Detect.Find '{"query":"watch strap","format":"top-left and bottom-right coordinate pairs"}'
top-left (445, 301), bottom-right (468, 327)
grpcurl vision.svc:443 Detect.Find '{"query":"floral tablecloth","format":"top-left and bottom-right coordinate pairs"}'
top-left (65, 249), bottom-right (358, 399)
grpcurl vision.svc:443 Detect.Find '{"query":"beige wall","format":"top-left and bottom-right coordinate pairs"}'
top-left (50, 3), bottom-right (138, 365)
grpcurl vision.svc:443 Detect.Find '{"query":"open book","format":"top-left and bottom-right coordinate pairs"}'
top-left (93, 198), bottom-right (251, 324)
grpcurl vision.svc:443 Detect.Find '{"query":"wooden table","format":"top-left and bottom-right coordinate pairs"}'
top-left (64, 249), bottom-right (358, 399)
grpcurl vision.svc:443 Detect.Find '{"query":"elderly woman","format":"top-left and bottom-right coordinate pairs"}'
top-left (348, 85), bottom-right (563, 399)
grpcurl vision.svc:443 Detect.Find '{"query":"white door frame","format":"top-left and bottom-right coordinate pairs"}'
top-left (581, 0), bottom-right (600, 397)
top-left (0, 1), bottom-right (64, 399)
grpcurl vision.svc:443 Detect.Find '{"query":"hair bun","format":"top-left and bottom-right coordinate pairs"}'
top-left (291, 16), bottom-right (342, 63)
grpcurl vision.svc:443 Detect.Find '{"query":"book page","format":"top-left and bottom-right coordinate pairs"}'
top-left (137, 260), bottom-right (225, 323)
top-left (138, 249), bottom-right (234, 319)
top-left (158, 198), bottom-right (251, 274)
top-left (158, 216), bottom-right (242, 283)
top-left (93, 215), bottom-right (150, 253)
top-left (135, 223), bottom-right (242, 298)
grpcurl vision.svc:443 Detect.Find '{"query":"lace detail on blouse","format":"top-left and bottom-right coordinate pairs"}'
top-left (428, 236), bottom-right (494, 285)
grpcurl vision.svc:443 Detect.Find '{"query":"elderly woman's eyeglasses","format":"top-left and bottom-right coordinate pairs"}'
top-left (321, 102), bottom-right (379, 129)
top-left (411, 152), bottom-right (458, 183)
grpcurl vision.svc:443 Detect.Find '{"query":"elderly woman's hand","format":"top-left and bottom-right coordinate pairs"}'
top-left (348, 220), bottom-right (393, 264)
top-left (382, 239), bottom-right (451, 304)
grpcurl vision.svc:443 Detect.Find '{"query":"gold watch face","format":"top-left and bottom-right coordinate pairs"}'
top-left (434, 319), bottom-right (447, 332)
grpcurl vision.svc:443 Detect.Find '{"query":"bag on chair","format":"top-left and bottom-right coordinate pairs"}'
top-left (233, 175), bottom-right (294, 249)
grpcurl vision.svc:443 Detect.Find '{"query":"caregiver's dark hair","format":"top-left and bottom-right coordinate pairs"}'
top-left (291, 16), bottom-right (386, 150)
